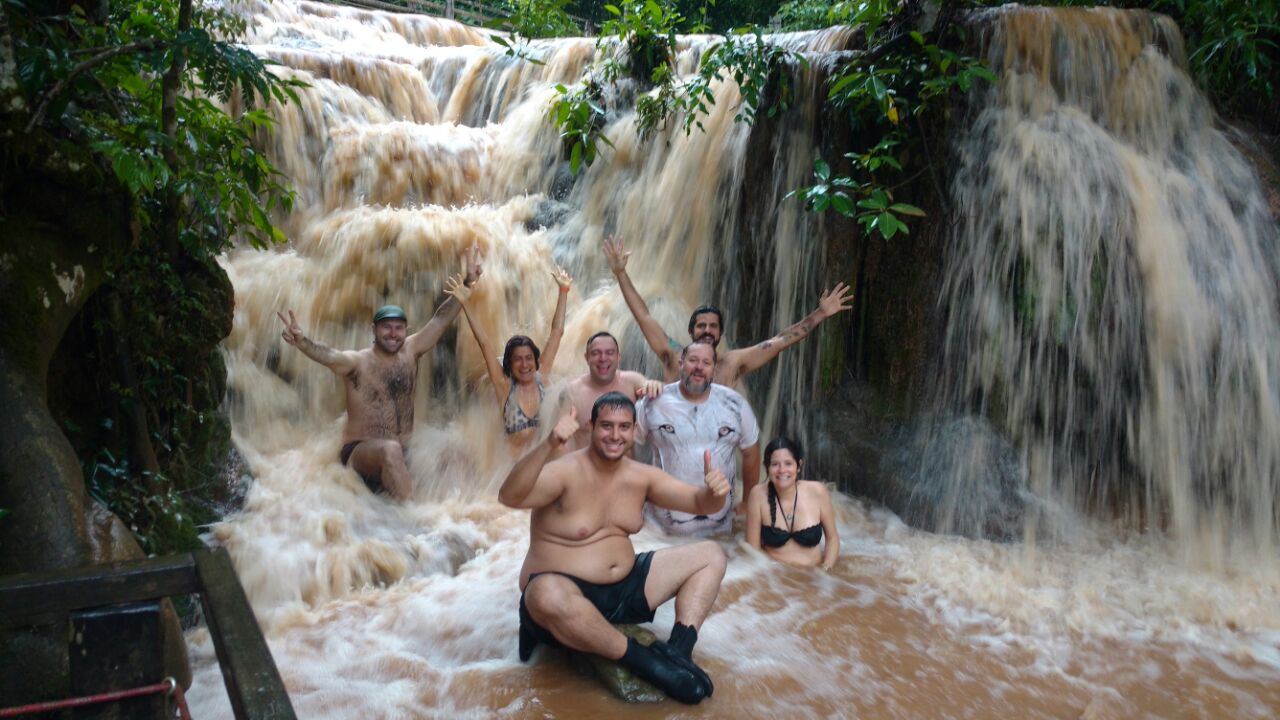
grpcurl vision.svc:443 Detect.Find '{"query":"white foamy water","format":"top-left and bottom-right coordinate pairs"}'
top-left (189, 1), bottom-right (1280, 716)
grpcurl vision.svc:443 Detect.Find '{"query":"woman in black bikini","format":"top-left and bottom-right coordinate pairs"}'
top-left (444, 264), bottom-right (571, 449)
top-left (744, 437), bottom-right (840, 569)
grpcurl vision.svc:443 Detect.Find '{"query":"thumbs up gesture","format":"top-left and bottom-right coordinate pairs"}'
top-left (703, 450), bottom-right (729, 497)
top-left (552, 406), bottom-right (578, 447)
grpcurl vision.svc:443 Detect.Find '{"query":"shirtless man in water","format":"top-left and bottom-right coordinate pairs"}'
top-left (564, 331), bottom-right (663, 449)
top-left (505, 392), bottom-right (729, 705)
top-left (603, 236), bottom-right (854, 386)
top-left (277, 244), bottom-right (482, 500)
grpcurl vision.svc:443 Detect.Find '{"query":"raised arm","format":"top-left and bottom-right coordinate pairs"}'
top-left (645, 450), bottom-right (730, 516)
top-left (816, 483), bottom-right (840, 570)
top-left (444, 273), bottom-right (507, 408)
top-left (277, 310), bottom-right (359, 374)
top-left (499, 407), bottom-right (577, 509)
top-left (407, 241), bottom-right (483, 357)
top-left (603, 236), bottom-right (680, 380)
top-left (722, 282), bottom-right (854, 382)
top-left (539, 265), bottom-right (571, 375)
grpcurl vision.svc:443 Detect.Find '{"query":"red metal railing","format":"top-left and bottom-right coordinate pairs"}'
top-left (0, 676), bottom-right (192, 719)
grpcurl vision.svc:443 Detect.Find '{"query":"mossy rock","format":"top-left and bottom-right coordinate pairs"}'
top-left (567, 625), bottom-right (665, 703)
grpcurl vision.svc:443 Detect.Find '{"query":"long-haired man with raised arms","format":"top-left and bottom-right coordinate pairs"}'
top-left (603, 235), bottom-right (854, 387)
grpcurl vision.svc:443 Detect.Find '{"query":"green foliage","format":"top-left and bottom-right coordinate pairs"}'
top-left (84, 446), bottom-right (210, 554)
top-left (4, 0), bottom-right (302, 257)
top-left (1171, 0), bottom-right (1277, 109)
top-left (490, 0), bottom-right (580, 64)
top-left (790, 13), bottom-right (994, 240)
top-left (777, 0), bottom-right (894, 33)
top-left (4, 0), bottom-right (301, 554)
top-left (677, 29), bottom-right (806, 133)
top-left (502, 0), bottom-right (580, 38)
top-left (550, 81), bottom-right (613, 174)
top-left (542, 0), bottom-right (804, 172)
top-left (601, 0), bottom-right (683, 81)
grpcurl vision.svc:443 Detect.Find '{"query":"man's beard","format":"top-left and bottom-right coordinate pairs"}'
top-left (681, 374), bottom-right (710, 395)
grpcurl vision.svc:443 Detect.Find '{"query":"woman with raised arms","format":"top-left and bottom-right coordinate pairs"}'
top-left (445, 264), bottom-right (571, 448)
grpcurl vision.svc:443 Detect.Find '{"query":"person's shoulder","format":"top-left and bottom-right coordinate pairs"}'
top-left (348, 347), bottom-right (376, 366)
top-left (545, 447), bottom-right (587, 472)
top-left (709, 383), bottom-right (749, 403)
top-left (800, 479), bottom-right (831, 496)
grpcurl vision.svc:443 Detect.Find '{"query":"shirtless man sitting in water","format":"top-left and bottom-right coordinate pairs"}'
top-left (564, 331), bottom-right (663, 449)
top-left (504, 392), bottom-right (729, 704)
top-left (277, 244), bottom-right (482, 500)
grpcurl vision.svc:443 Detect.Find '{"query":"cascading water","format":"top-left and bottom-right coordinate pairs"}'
top-left (919, 7), bottom-right (1280, 573)
top-left (188, 1), bottom-right (1280, 717)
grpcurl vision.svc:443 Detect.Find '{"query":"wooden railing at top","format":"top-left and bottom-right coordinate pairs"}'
top-left (311, 0), bottom-right (592, 35)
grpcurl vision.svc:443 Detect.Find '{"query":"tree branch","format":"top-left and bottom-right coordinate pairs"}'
top-left (25, 39), bottom-right (162, 132)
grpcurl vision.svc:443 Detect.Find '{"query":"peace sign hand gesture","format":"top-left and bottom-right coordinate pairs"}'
top-left (277, 310), bottom-right (302, 346)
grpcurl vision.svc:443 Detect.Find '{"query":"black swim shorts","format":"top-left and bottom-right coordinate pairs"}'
top-left (338, 441), bottom-right (384, 494)
top-left (518, 550), bottom-right (656, 661)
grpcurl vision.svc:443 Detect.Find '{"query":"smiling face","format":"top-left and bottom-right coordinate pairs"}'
top-left (590, 404), bottom-right (636, 461)
top-left (678, 342), bottom-right (715, 397)
top-left (689, 312), bottom-right (722, 347)
top-left (585, 335), bottom-right (620, 384)
top-left (766, 448), bottom-right (800, 490)
top-left (373, 319), bottom-right (407, 354)
top-left (510, 345), bottom-right (537, 385)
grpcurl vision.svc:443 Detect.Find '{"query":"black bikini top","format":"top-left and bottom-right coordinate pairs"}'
top-left (761, 523), bottom-right (823, 548)
top-left (762, 481), bottom-right (823, 548)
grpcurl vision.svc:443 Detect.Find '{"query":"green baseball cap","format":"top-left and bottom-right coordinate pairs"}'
top-left (373, 305), bottom-right (407, 323)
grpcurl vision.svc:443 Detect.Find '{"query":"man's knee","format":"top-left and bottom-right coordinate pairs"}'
top-left (380, 442), bottom-right (406, 468)
top-left (525, 575), bottom-right (578, 623)
top-left (696, 541), bottom-right (727, 576)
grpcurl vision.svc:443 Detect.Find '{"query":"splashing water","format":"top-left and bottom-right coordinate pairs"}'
top-left (191, 2), bottom-right (1280, 717)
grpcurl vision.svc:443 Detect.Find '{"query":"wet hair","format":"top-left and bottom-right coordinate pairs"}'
top-left (764, 436), bottom-right (804, 527)
top-left (585, 330), bottom-right (618, 352)
top-left (680, 341), bottom-right (716, 363)
top-left (687, 304), bottom-right (724, 335)
top-left (501, 335), bottom-right (541, 378)
top-left (591, 391), bottom-right (636, 424)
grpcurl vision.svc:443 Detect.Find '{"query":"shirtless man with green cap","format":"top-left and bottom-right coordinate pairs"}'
top-left (277, 243), bottom-right (482, 500)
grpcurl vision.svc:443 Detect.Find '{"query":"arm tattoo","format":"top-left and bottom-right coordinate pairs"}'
top-left (298, 336), bottom-right (342, 365)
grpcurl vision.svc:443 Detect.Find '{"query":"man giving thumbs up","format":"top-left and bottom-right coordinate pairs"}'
top-left (500, 392), bottom-right (728, 705)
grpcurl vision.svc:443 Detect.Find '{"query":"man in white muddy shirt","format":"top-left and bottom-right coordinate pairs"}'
top-left (637, 342), bottom-right (761, 536)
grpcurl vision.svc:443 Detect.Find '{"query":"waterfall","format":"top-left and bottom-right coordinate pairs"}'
top-left (186, 3), bottom-right (1280, 717)
top-left (920, 6), bottom-right (1280, 571)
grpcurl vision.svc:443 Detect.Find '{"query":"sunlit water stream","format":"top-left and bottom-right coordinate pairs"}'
top-left (186, 1), bottom-right (1280, 716)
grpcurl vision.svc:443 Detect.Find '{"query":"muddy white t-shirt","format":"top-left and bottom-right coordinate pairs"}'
top-left (636, 383), bottom-right (760, 536)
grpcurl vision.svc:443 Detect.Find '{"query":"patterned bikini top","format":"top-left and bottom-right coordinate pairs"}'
top-left (503, 377), bottom-right (544, 435)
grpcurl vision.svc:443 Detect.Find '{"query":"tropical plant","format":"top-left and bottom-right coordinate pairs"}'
top-left (1, 0), bottom-right (300, 555)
